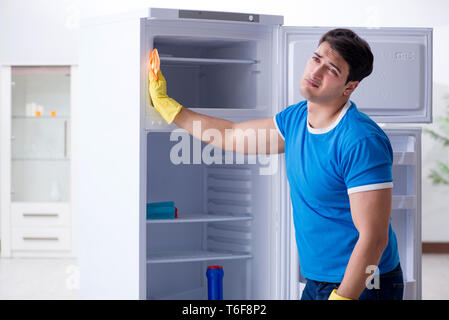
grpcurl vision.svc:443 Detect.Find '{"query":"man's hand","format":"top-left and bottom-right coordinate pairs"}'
top-left (148, 69), bottom-right (183, 124)
top-left (328, 289), bottom-right (353, 300)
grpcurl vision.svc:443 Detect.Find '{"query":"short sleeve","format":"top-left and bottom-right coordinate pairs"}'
top-left (274, 113), bottom-right (285, 140)
top-left (273, 102), bottom-right (306, 141)
top-left (341, 135), bottom-right (394, 195)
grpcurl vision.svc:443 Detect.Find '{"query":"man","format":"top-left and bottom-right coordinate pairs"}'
top-left (149, 28), bottom-right (403, 300)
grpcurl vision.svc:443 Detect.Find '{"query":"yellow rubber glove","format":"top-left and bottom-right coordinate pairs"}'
top-left (148, 69), bottom-right (183, 124)
top-left (328, 289), bottom-right (353, 300)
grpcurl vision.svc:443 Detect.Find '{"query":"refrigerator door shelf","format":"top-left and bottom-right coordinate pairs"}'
top-left (403, 280), bottom-right (417, 300)
top-left (282, 27), bottom-right (432, 123)
top-left (393, 152), bottom-right (416, 166)
top-left (392, 195), bottom-right (417, 210)
top-left (391, 209), bottom-right (417, 283)
top-left (386, 128), bottom-right (422, 300)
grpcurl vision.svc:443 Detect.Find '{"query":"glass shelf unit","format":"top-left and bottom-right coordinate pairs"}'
top-left (11, 66), bottom-right (71, 203)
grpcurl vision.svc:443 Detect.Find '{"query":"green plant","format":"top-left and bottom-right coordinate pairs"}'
top-left (423, 94), bottom-right (449, 185)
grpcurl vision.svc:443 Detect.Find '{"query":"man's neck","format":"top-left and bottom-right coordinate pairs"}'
top-left (307, 99), bottom-right (348, 129)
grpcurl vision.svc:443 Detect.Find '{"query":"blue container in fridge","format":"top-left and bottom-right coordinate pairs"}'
top-left (206, 265), bottom-right (224, 300)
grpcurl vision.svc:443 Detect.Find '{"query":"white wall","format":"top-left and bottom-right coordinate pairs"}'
top-left (2, 0), bottom-right (449, 241)
top-left (0, 0), bottom-right (78, 65)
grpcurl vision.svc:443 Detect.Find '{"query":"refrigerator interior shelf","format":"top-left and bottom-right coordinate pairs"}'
top-left (150, 286), bottom-right (205, 300)
top-left (12, 158), bottom-right (70, 162)
top-left (148, 106), bottom-right (266, 113)
top-left (147, 213), bottom-right (253, 224)
top-left (160, 56), bottom-right (258, 65)
top-left (393, 152), bottom-right (416, 166)
top-left (147, 250), bottom-right (252, 264)
top-left (188, 107), bottom-right (267, 111)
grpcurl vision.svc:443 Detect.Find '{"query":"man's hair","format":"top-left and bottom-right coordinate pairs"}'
top-left (319, 28), bottom-right (374, 84)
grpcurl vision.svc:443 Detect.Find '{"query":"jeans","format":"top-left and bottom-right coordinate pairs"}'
top-left (301, 263), bottom-right (404, 300)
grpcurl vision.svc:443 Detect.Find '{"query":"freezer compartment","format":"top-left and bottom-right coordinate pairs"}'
top-left (144, 19), bottom-right (275, 128)
top-left (154, 36), bottom-right (260, 110)
top-left (146, 131), bottom-right (277, 299)
top-left (155, 36), bottom-right (258, 62)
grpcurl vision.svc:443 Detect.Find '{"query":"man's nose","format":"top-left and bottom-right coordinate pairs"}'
top-left (311, 65), bottom-right (324, 80)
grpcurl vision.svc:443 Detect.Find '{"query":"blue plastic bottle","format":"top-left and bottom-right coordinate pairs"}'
top-left (206, 265), bottom-right (224, 300)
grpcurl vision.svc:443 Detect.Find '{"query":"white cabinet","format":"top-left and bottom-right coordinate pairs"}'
top-left (11, 202), bottom-right (71, 227)
top-left (0, 65), bottom-right (77, 258)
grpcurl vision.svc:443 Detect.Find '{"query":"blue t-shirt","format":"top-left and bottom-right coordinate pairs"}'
top-left (274, 99), bottom-right (399, 283)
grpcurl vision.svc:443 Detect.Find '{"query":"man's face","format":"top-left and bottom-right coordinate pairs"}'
top-left (299, 41), bottom-right (358, 104)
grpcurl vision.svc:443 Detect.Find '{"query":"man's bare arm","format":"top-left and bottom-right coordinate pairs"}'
top-left (173, 108), bottom-right (285, 154)
top-left (336, 188), bottom-right (392, 299)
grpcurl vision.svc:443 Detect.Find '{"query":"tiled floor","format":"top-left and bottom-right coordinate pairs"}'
top-left (0, 258), bottom-right (78, 300)
top-left (0, 254), bottom-right (448, 299)
top-left (421, 253), bottom-right (449, 300)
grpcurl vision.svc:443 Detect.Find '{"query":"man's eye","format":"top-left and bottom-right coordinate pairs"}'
top-left (329, 68), bottom-right (337, 75)
top-left (312, 56), bottom-right (319, 62)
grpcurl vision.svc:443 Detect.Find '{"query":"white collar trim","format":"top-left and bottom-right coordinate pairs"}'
top-left (307, 100), bottom-right (351, 134)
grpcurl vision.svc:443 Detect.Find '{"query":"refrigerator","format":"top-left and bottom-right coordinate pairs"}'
top-left (77, 8), bottom-right (432, 300)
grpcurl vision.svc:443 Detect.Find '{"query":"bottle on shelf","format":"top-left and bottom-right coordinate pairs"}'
top-left (206, 265), bottom-right (224, 300)
top-left (25, 102), bottom-right (45, 117)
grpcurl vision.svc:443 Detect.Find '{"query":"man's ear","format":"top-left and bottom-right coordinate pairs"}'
top-left (343, 80), bottom-right (359, 96)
